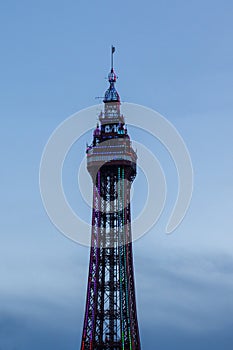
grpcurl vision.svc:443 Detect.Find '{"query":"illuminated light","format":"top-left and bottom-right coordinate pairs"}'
top-left (118, 166), bottom-right (125, 349)
top-left (121, 167), bottom-right (133, 348)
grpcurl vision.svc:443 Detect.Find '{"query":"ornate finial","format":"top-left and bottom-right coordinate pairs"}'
top-left (103, 46), bottom-right (120, 103)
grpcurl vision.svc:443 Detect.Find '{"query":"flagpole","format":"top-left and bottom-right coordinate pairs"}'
top-left (111, 46), bottom-right (113, 70)
top-left (111, 45), bottom-right (115, 70)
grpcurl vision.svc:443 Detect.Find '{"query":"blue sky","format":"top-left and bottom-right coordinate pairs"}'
top-left (1, 0), bottom-right (233, 349)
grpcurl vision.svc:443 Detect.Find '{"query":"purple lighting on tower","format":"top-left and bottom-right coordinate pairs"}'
top-left (80, 48), bottom-right (141, 350)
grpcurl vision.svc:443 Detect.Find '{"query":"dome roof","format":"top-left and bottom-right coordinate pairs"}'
top-left (103, 68), bottom-right (120, 103)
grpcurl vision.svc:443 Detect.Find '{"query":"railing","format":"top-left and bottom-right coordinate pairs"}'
top-left (87, 153), bottom-right (136, 164)
top-left (87, 142), bottom-right (134, 154)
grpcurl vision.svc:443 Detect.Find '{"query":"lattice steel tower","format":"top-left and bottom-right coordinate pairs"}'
top-left (81, 48), bottom-right (141, 350)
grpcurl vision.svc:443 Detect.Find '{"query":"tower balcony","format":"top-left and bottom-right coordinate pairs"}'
top-left (86, 143), bottom-right (137, 182)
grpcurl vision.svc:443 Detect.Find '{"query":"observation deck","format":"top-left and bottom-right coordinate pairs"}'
top-left (86, 139), bottom-right (137, 182)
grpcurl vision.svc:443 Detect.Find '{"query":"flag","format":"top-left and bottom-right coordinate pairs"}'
top-left (112, 46), bottom-right (115, 54)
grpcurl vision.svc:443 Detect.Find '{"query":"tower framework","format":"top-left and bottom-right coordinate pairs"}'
top-left (81, 51), bottom-right (141, 350)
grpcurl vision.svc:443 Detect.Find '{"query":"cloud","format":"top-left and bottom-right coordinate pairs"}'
top-left (1, 241), bottom-right (233, 349)
top-left (0, 247), bottom-right (87, 350)
top-left (0, 295), bottom-right (82, 350)
top-left (135, 248), bottom-right (233, 336)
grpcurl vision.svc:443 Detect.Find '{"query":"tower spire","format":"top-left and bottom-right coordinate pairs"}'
top-left (111, 45), bottom-right (115, 70)
top-left (103, 45), bottom-right (120, 103)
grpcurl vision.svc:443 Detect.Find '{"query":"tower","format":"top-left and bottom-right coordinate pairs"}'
top-left (81, 48), bottom-right (141, 350)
